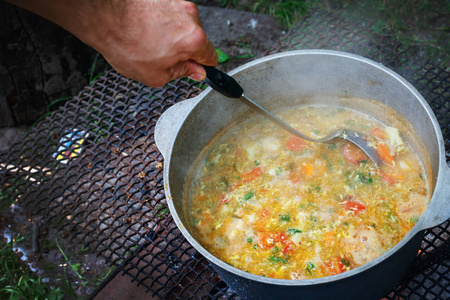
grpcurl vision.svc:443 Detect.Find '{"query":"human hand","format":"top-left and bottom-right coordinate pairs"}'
top-left (83, 0), bottom-right (218, 87)
top-left (7, 0), bottom-right (218, 87)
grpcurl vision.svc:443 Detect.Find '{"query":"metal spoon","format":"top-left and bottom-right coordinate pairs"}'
top-left (202, 65), bottom-right (382, 166)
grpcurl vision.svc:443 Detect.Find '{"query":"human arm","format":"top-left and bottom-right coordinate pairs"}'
top-left (6, 0), bottom-right (218, 87)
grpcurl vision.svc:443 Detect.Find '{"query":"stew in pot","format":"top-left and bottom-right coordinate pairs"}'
top-left (186, 105), bottom-right (430, 279)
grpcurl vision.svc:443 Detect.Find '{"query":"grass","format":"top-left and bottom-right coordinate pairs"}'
top-left (0, 189), bottom-right (15, 213)
top-left (195, 0), bottom-right (449, 63)
top-left (249, 0), bottom-right (312, 27)
top-left (0, 234), bottom-right (115, 300)
top-left (0, 189), bottom-right (62, 299)
top-left (196, 0), bottom-right (313, 27)
top-left (88, 53), bottom-right (105, 86)
top-left (0, 236), bottom-right (63, 300)
top-left (329, 0), bottom-right (450, 63)
top-left (0, 190), bottom-right (114, 299)
top-left (54, 238), bottom-right (115, 299)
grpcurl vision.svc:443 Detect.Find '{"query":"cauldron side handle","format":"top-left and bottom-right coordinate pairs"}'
top-left (155, 95), bottom-right (203, 159)
top-left (416, 164), bottom-right (450, 231)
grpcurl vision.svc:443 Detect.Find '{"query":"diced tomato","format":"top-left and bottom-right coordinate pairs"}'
top-left (277, 232), bottom-right (290, 245)
top-left (257, 231), bottom-right (292, 250)
top-left (256, 209), bottom-right (271, 230)
top-left (218, 195), bottom-right (229, 206)
top-left (241, 167), bottom-right (263, 183)
top-left (371, 127), bottom-right (388, 140)
top-left (229, 181), bottom-right (240, 192)
top-left (323, 256), bottom-right (347, 276)
top-left (377, 142), bottom-right (395, 167)
top-left (258, 208), bottom-right (271, 219)
top-left (342, 143), bottom-right (369, 165)
top-left (340, 196), bottom-right (366, 214)
top-left (378, 170), bottom-right (404, 185)
top-left (282, 241), bottom-right (295, 255)
top-left (286, 135), bottom-right (309, 152)
top-left (378, 170), bottom-right (395, 185)
top-left (257, 232), bottom-right (276, 249)
top-left (338, 258), bottom-right (348, 271)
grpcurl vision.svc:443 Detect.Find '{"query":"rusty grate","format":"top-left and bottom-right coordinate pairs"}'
top-left (1, 9), bottom-right (449, 300)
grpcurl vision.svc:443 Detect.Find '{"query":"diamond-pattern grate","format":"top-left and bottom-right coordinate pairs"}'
top-left (0, 9), bottom-right (448, 299)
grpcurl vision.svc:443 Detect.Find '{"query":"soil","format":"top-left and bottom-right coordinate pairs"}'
top-left (1, 203), bottom-right (112, 298)
top-left (198, 5), bottom-right (283, 72)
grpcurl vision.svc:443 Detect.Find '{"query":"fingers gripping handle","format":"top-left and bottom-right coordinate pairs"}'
top-left (203, 65), bottom-right (243, 99)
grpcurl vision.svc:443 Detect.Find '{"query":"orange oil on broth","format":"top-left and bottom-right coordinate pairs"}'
top-left (186, 105), bottom-right (430, 279)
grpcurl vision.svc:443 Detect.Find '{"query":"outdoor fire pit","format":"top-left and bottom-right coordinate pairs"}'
top-left (0, 9), bottom-right (448, 300)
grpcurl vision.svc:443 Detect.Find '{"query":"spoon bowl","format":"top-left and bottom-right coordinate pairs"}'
top-left (204, 66), bottom-right (382, 167)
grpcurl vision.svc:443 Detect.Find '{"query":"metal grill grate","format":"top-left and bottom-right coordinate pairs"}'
top-left (1, 9), bottom-right (448, 299)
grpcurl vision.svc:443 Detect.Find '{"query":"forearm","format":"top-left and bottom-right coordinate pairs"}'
top-left (4, 0), bottom-right (218, 87)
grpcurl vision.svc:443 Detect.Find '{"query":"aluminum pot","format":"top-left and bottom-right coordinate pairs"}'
top-left (155, 50), bottom-right (450, 299)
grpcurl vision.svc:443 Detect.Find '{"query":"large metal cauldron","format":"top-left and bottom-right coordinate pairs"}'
top-left (155, 50), bottom-right (450, 299)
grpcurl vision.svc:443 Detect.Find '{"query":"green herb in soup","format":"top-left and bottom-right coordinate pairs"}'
top-left (186, 106), bottom-right (430, 279)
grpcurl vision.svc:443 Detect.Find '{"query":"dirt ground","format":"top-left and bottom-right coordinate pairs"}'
top-left (198, 5), bottom-right (283, 72)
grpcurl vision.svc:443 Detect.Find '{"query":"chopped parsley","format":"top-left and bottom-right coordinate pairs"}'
top-left (281, 214), bottom-right (291, 222)
top-left (275, 166), bottom-right (283, 176)
top-left (357, 172), bottom-right (373, 184)
top-left (409, 217), bottom-right (419, 224)
top-left (244, 191), bottom-right (254, 201)
top-left (388, 212), bottom-right (398, 222)
top-left (269, 255), bottom-right (288, 264)
top-left (340, 258), bottom-right (350, 267)
top-left (288, 228), bottom-right (302, 235)
top-left (306, 262), bottom-right (316, 275)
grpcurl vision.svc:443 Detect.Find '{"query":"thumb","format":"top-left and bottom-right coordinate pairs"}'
top-left (173, 60), bottom-right (207, 82)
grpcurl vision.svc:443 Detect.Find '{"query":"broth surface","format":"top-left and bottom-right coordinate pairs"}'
top-left (186, 105), bottom-right (429, 279)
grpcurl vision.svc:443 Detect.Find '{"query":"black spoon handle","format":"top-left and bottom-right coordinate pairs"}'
top-left (203, 65), bottom-right (243, 99)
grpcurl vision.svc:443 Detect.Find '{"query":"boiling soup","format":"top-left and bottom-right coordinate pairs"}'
top-left (186, 105), bottom-right (430, 279)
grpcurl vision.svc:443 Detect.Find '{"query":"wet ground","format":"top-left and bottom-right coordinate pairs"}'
top-left (0, 201), bottom-right (113, 298)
